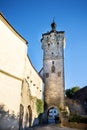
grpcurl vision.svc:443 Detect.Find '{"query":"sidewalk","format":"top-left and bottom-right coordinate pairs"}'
top-left (28, 124), bottom-right (82, 130)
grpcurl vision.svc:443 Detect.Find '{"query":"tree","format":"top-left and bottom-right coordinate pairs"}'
top-left (65, 86), bottom-right (80, 98)
top-left (71, 86), bottom-right (80, 93)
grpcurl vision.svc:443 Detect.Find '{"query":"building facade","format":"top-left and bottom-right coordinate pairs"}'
top-left (0, 13), bottom-right (44, 130)
top-left (0, 12), bottom-right (66, 129)
top-left (40, 22), bottom-right (65, 122)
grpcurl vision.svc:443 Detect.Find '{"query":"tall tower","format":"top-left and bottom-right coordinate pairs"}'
top-left (41, 21), bottom-right (65, 112)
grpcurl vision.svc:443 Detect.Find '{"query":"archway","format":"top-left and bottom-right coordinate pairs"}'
top-left (28, 105), bottom-right (32, 127)
top-left (47, 106), bottom-right (60, 124)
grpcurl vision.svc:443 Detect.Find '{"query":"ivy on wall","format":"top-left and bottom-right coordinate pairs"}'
top-left (36, 99), bottom-right (44, 115)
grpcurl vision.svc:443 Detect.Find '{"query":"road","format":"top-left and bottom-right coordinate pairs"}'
top-left (29, 124), bottom-right (82, 130)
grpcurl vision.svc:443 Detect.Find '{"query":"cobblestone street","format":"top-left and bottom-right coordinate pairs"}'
top-left (29, 124), bottom-right (82, 130)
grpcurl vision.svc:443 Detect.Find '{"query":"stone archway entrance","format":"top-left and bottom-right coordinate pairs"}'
top-left (47, 107), bottom-right (59, 124)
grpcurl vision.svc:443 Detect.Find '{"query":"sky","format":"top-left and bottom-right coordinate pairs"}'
top-left (0, 0), bottom-right (87, 89)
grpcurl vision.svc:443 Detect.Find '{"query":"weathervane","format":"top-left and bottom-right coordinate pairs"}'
top-left (53, 16), bottom-right (55, 23)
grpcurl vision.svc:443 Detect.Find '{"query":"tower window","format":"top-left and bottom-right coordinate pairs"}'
top-left (52, 61), bottom-right (54, 64)
top-left (48, 43), bottom-right (50, 47)
top-left (51, 66), bottom-right (55, 73)
top-left (52, 52), bottom-right (54, 56)
top-left (58, 72), bottom-right (61, 77)
top-left (47, 36), bottom-right (50, 42)
top-left (45, 73), bottom-right (49, 78)
top-left (51, 61), bottom-right (55, 73)
top-left (57, 42), bottom-right (59, 45)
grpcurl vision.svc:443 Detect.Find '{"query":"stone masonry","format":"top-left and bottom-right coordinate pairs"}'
top-left (41, 22), bottom-right (66, 110)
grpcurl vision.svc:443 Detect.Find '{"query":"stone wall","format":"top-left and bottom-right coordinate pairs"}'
top-left (65, 98), bottom-right (85, 115)
top-left (41, 24), bottom-right (65, 109)
top-left (74, 86), bottom-right (87, 114)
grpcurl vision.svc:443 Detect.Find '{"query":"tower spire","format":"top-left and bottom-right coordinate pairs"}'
top-left (51, 19), bottom-right (57, 31)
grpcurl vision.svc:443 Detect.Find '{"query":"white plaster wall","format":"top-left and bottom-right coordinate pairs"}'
top-left (0, 20), bottom-right (27, 79)
top-left (0, 72), bottom-right (22, 114)
top-left (25, 56), bottom-right (44, 99)
top-left (0, 15), bottom-right (44, 129)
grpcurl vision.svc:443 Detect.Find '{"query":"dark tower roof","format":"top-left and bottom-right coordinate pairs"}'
top-left (41, 21), bottom-right (64, 41)
top-left (51, 21), bottom-right (57, 31)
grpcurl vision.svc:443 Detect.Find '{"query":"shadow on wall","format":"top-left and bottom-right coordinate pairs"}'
top-left (32, 113), bottom-right (44, 127)
top-left (19, 104), bottom-right (33, 130)
top-left (0, 104), bottom-right (41, 130)
top-left (0, 104), bottom-right (19, 130)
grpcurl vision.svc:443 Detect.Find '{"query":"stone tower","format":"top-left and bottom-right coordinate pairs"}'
top-left (41, 21), bottom-right (65, 111)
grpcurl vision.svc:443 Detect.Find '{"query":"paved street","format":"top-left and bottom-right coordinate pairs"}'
top-left (29, 124), bottom-right (82, 130)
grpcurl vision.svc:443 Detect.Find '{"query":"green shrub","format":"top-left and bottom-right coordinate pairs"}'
top-left (69, 113), bottom-right (80, 123)
top-left (36, 99), bottom-right (44, 115)
top-left (69, 114), bottom-right (87, 124)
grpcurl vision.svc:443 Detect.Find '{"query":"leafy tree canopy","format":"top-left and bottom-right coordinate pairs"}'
top-left (65, 86), bottom-right (80, 98)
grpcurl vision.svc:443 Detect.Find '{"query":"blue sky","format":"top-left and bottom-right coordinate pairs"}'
top-left (0, 0), bottom-right (87, 89)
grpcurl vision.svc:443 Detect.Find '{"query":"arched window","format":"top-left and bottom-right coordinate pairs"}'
top-left (51, 65), bottom-right (55, 73)
top-left (51, 61), bottom-right (55, 73)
